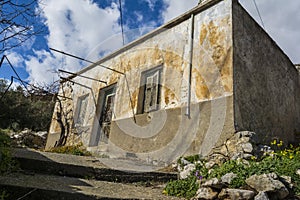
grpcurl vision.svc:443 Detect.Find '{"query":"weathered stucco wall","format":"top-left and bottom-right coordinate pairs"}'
top-left (233, 1), bottom-right (300, 143)
top-left (46, 0), bottom-right (236, 159)
top-left (109, 95), bottom-right (234, 160)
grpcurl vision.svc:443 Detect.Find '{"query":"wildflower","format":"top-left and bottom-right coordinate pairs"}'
top-left (271, 139), bottom-right (277, 145)
top-left (277, 140), bottom-right (283, 147)
top-left (195, 170), bottom-right (203, 180)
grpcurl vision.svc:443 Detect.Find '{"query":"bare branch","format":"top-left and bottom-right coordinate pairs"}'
top-left (0, 0), bottom-right (45, 54)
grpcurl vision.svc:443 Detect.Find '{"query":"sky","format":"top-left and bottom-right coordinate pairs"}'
top-left (0, 0), bottom-right (299, 86)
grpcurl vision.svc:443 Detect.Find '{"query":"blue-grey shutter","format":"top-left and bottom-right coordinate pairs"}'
top-left (144, 70), bottom-right (159, 112)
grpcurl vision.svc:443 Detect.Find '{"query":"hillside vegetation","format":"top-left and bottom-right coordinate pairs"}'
top-left (0, 79), bottom-right (56, 131)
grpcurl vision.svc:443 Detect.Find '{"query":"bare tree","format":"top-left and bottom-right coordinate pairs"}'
top-left (0, 0), bottom-right (44, 54)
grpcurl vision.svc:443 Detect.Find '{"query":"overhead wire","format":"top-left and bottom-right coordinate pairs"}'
top-left (0, 76), bottom-right (14, 101)
top-left (118, 0), bottom-right (125, 46)
top-left (58, 69), bottom-right (107, 84)
top-left (50, 48), bottom-right (124, 75)
top-left (0, 55), bottom-right (30, 94)
top-left (252, 0), bottom-right (265, 29)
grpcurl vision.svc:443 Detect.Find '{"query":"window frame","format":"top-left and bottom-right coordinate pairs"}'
top-left (74, 93), bottom-right (89, 126)
top-left (137, 65), bottom-right (163, 114)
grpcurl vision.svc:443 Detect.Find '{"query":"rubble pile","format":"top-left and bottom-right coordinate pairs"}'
top-left (176, 131), bottom-right (299, 200)
top-left (9, 129), bottom-right (47, 149)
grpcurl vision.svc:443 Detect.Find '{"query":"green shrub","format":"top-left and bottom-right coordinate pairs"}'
top-left (48, 143), bottom-right (92, 156)
top-left (207, 160), bottom-right (249, 188)
top-left (164, 176), bottom-right (199, 199)
top-left (0, 130), bottom-right (17, 174)
top-left (0, 129), bottom-right (18, 200)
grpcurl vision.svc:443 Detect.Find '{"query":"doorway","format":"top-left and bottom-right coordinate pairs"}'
top-left (90, 84), bottom-right (116, 146)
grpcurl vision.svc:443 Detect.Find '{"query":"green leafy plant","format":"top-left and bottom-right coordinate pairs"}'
top-left (0, 190), bottom-right (9, 200)
top-left (48, 143), bottom-right (92, 156)
top-left (164, 176), bottom-right (199, 199)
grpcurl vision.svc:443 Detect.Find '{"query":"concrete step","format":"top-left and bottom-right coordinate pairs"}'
top-left (0, 172), bottom-right (182, 200)
top-left (12, 148), bottom-right (177, 183)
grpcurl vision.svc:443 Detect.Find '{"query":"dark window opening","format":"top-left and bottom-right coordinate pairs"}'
top-left (137, 66), bottom-right (162, 114)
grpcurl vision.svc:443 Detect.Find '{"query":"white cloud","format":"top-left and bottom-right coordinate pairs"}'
top-left (25, 50), bottom-right (59, 84)
top-left (24, 0), bottom-right (122, 84)
top-left (143, 0), bottom-right (156, 11)
top-left (6, 51), bottom-right (24, 67)
top-left (238, 0), bottom-right (300, 64)
top-left (134, 11), bottom-right (144, 22)
top-left (162, 0), bottom-right (198, 22)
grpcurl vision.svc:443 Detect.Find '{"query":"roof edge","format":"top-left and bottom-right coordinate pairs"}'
top-left (77, 0), bottom-right (224, 75)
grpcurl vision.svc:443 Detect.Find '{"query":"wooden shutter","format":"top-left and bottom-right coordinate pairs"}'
top-left (144, 70), bottom-right (159, 112)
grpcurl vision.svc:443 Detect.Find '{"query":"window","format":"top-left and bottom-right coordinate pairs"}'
top-left (75, 94), bottom-right (89, 126)
top-left (138, 66), bottom-right (162, 114)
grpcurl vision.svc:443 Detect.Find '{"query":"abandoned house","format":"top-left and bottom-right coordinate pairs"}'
top-left (46, 0), bottom-right (300, 164)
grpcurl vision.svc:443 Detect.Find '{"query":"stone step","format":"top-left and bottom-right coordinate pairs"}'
top-left (0, 172), bottom-right (181, 200)
top-left (12, 148), bottom-right (177, 183)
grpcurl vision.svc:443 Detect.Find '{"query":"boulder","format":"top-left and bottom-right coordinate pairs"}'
top-left (205, 160), bottom-right (217, 169)
top-left (241, 143), bottom-right (253, 153)
top-left (254, 192), bottom-right (269, 200)
top-left (255, 145), bottom-right (274, 157)
top-left (280, 175), bottom-right (293, 189)
top-left (10, 129), bottom-right (47, 149)
top-left (179, 163), bottom-right (195, 179)
top-left (237, 131), bottom-right (256, 138)
top-left (218, 188), bottom-right (255, 200)
top-left (243, 153), bottom-right (254, 160)
top-left (246, 173), bottom-right (289, 200)
top-left (195, 187), bottom-right (218, 200)
top-left (221, 173), bottom-right (237, 185)
top-left (202, 178), bottom-right (225, 190)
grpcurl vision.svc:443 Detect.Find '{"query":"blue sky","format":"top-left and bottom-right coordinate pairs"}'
top-left (0, 0), bottom-right (300, 86)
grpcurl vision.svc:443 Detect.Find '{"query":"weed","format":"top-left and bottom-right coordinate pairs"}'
top-left (48, 143), bottom-right (92, 156)
top-left (164, 176), bottom-right (199, 199)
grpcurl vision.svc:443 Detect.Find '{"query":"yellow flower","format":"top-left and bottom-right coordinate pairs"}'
top-left (271, 139), bottom-right (277, 145)
top-left (277, 140), bottom-right (283, 147)
top-left (289, 155), bottom-right (294, 159)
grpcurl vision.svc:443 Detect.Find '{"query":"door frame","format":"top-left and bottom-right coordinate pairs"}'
top-left (89, 83), bottom-right (117, 147)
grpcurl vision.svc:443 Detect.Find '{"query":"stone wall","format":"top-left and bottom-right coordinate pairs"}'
top-left (233, 1), bottom-right (300, 143)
